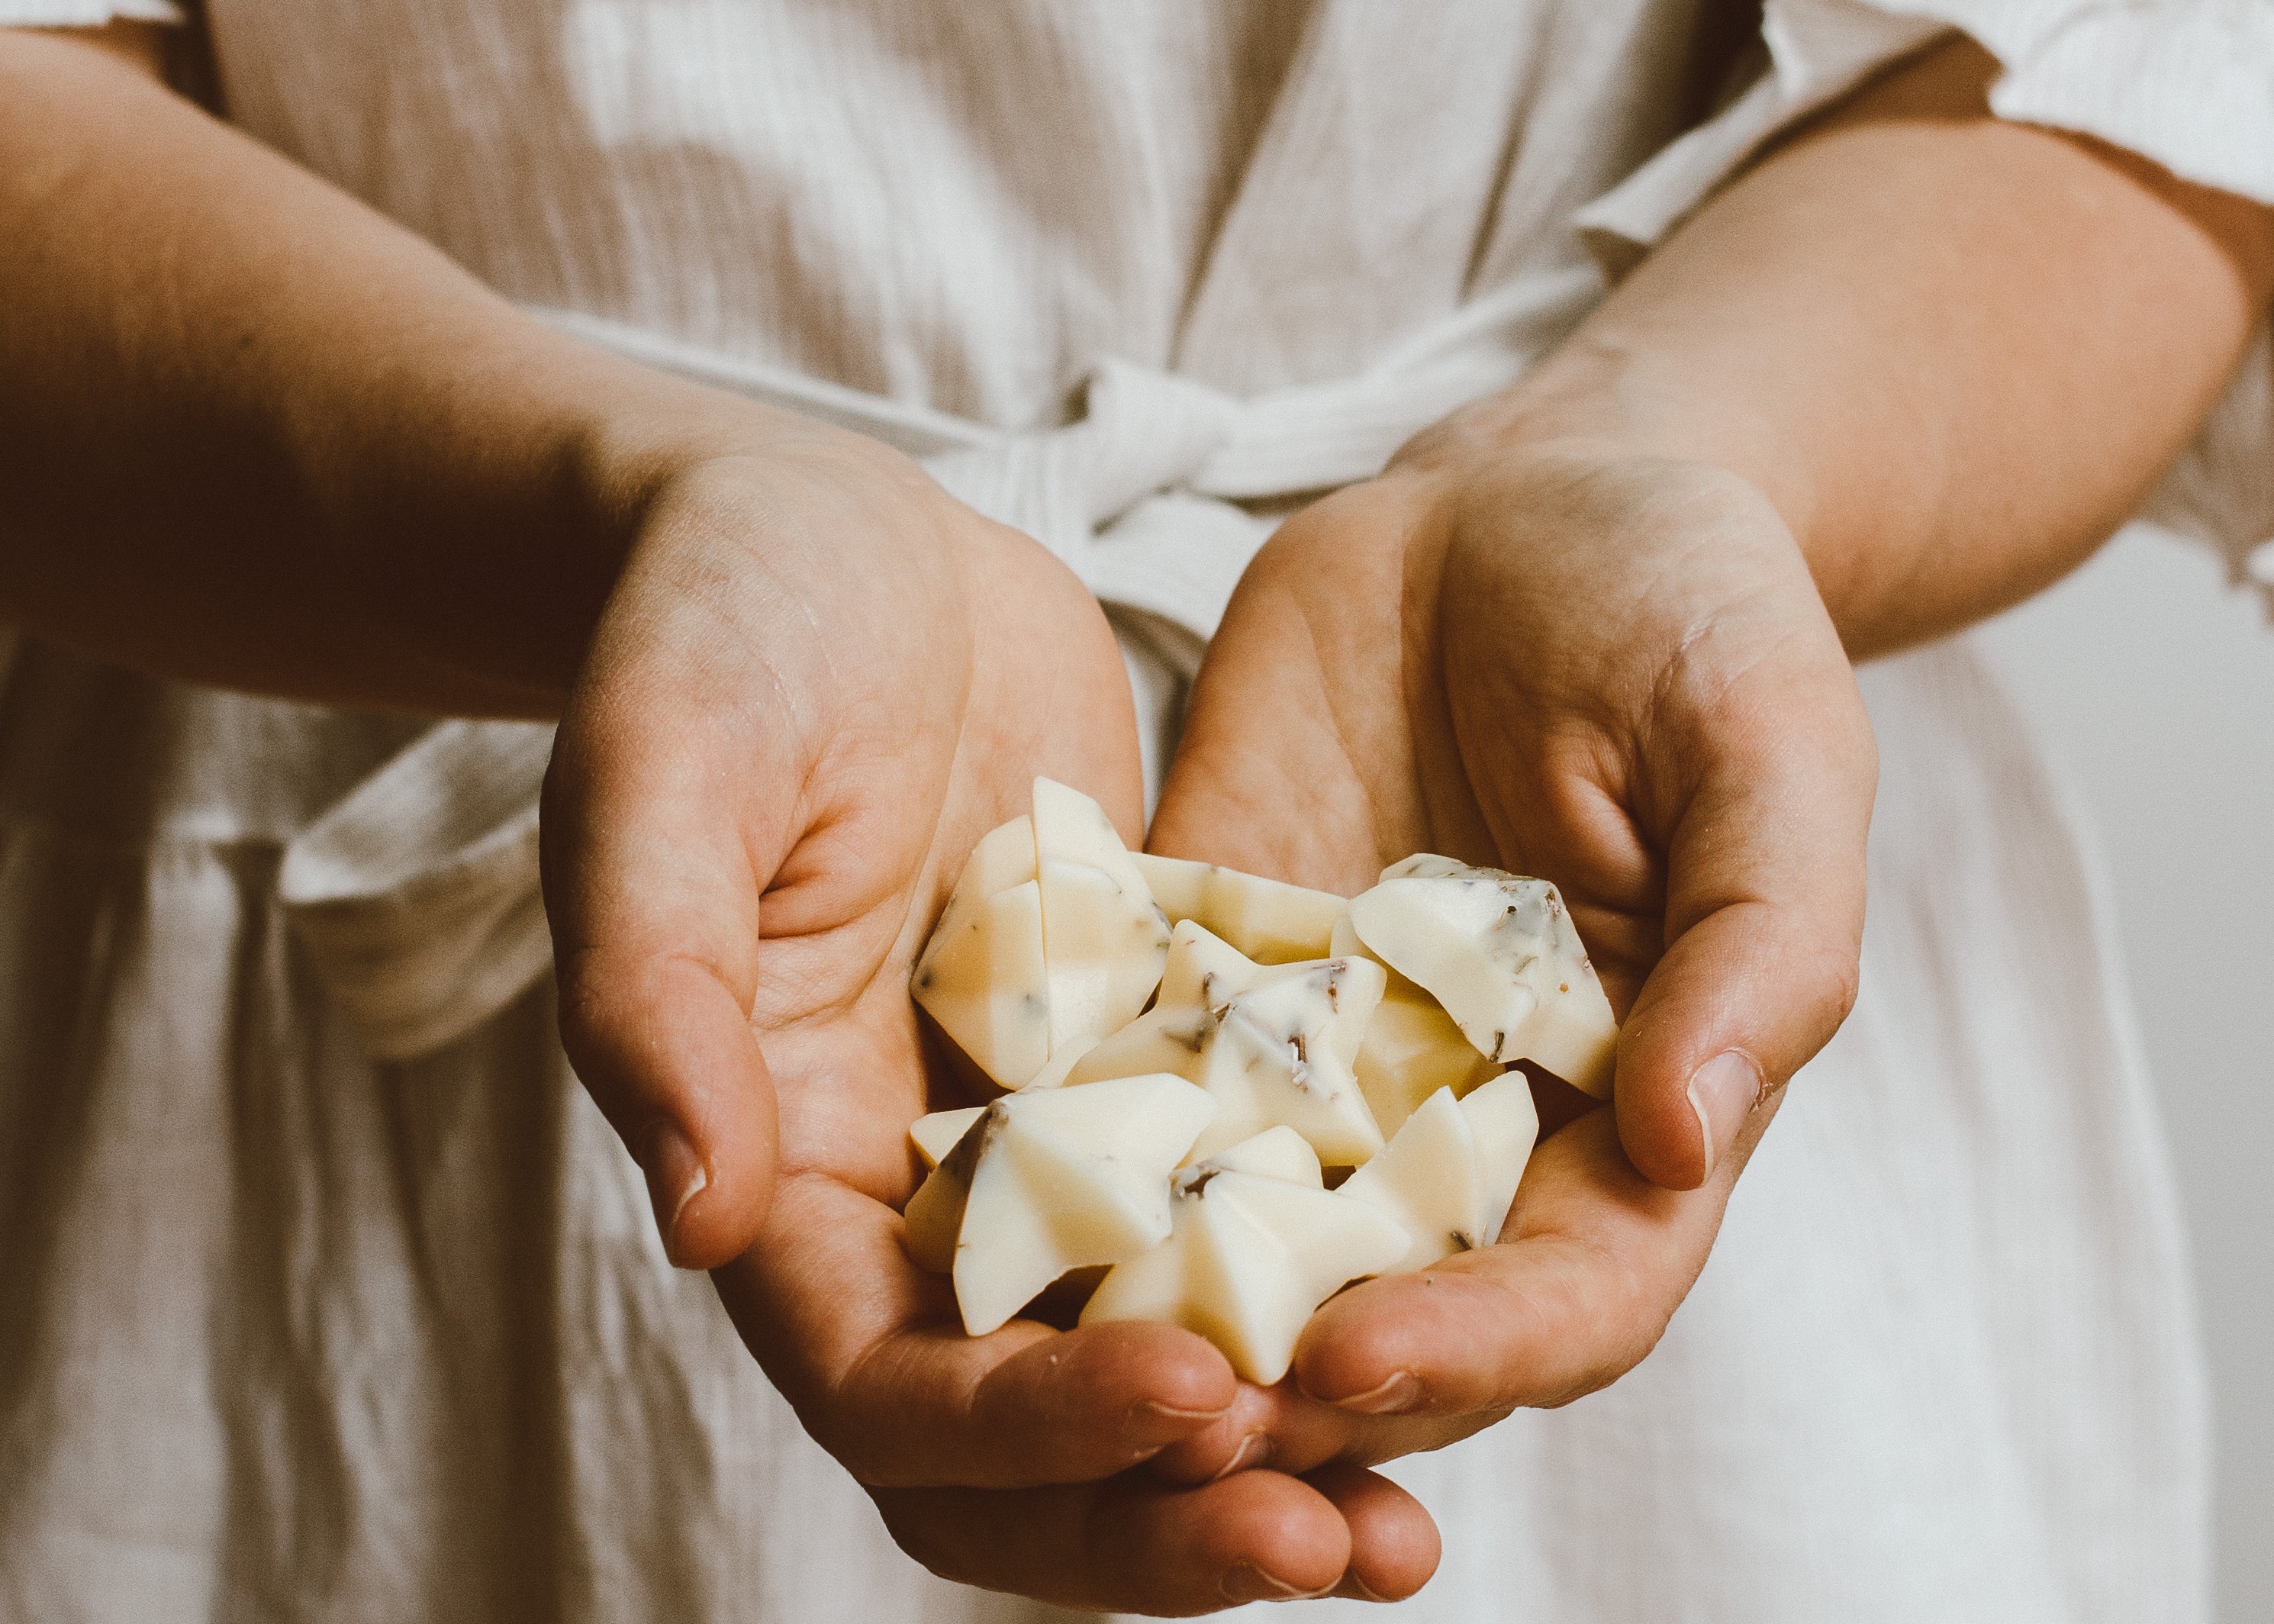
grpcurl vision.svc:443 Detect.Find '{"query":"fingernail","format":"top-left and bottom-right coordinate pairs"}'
top-left (1687, 1050), bottom-right (1764, 1178)
top-left (1132, 1397), bottom-right (1232, 1424)
top-left (1208, 1431), bottom-right (1271, 1483)
top-left (1220, 1563), bottom-right (1330, 1604)
top-left (641, 1120), bottom-right (708, 1265)
top-left (1325, 1369), bottom-right (1420, 1415)
top-left (1345, 1572), bottom-right (1393, 1603)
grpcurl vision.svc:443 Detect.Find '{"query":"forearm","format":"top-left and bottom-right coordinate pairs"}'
top-left (0, 28), bottom-right (798, 714)
top-left (1464, 37), bottom-right (2274, 658)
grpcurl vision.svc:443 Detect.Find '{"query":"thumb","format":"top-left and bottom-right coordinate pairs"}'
top-left (1612, 666), bottom-right (1877, 1191)
top-left (539, 658), bottom-right (796, 1270)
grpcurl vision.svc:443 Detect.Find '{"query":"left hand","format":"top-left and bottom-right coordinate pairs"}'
top-left (1142, 419), bottom-right (1877, 1481)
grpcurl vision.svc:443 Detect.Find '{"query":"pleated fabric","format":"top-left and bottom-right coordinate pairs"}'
top-left (3, 1), bottom-right (2268, 1618)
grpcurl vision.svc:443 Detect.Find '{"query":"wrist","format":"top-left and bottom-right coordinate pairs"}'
top-left (1426, 340), bottom-right (1823, 544)
top-left (289, 330), bottom-right (829, 716)
top-left (1387, 350), bottom-right (1901, 649)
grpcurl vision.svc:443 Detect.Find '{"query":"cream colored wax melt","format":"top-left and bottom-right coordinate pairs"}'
top-left (1080, 1129), bottom-right (1409, 1384)
top-left (903, 835), bottom-right (1618, 1368)
top-left (1331, 910), bottom-right (1503, 1136)
top-left (1130, 853), bottom-right (1345, 964)
top-left (1064, 920), bottom-right (1387, 1167)
top-left (1338, 1070), bottom-right (1538, 1272)
top-left (1346, 856), bottom-right (1619, 1097)
top-left (903, 1072), bottom-right (1215, 1336)
top-left (907, 1106), bottom-right (986, 1170)
top-left (910, 779), bottom-right (1172, 1090)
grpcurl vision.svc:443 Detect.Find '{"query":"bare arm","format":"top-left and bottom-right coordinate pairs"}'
top-left (1478, 36), bottom-right (2274, 656)
top-left (0, 24), bottom-right (775, 714)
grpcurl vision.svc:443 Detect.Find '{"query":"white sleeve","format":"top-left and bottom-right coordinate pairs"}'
top-left (1574, 0), bottom-right (2274, 613)
top-left (0, 2), bottom-right (184, 22)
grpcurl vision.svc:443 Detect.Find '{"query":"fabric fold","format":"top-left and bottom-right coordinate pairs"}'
top-left (278, 720), bottom-right (556, 1059)
top-left (1929, 0), bottom-right (2274, 205)
top-left (1569, 1), bottom-right (1947, 276)
top-left (2145, 324), bottom-right (2274, 617)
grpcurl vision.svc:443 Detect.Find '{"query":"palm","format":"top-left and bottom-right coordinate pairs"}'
top-left (1148, 485), bottom-right (1642, 981)
top-left (544, 430), bottom-right (1159, 1327)
top-left (1146, 443), bottom-right (1876, 1477)
top-left (702, 497), bottom-right (1177, 1470)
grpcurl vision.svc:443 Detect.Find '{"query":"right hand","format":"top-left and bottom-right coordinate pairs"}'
top-left (540, 417), bottom-right (1438, 1610)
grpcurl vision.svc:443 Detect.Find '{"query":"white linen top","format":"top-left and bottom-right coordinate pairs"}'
top-left (0, 2), bottom-right (2269, 1621)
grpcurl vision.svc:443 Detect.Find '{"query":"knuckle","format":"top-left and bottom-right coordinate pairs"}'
top-left (1828, 953), bottom-right (1862, 1028)
top-left (870, 1491), bottom-right (969, 1584)
top-left (1804, 937), bottom-right (1863, 1048)
top-left (550, 949), bottom-right (613, 1042)
top-left (799, 1392), bottom-right (922, 1490)
top-left (1538, 1317), bottom-right (1667, 1410)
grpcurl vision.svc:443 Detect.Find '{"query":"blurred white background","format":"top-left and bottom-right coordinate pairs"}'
top-left (1976, 525), bottom-right (2272, 1623)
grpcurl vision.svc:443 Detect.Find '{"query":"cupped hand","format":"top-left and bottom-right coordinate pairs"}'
top-left (1144, 426), bottom-right (1876, 1479)
top-left (540, 414), bottom-right (1142, 1271)
top-left (540, 417), bottom-right (1436, 1610)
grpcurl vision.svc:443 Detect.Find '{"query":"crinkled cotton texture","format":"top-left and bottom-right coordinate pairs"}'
top-left (1, 2), bottom-right (2266, 1619)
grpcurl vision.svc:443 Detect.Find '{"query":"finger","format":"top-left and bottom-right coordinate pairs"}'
top-left (872, 1468), bottom-right (1354, 1613)
top-left (710, 1171), bottom-right (1237, 1488)
top-left (1291, 1108), bottom-right (1736, 1419)
top-left (1151, 1373), bottom-right (1512, 1485)
top-left (1146, 1383), bottom-right (1283, 1484)
top-left (1615, 649), bottom-right (1876, 1189)
top-left (1167, 1097), bottom-right (1747, 1479)
top-left (540, 774), bottom-right (781, 1272)
top-left (1147, 1381), bottom-right (1379, 1485)
top-left (539, 524), bottom-right (838, 1268)
top-left (1308, 1464), bottom-right (1442, 1603)
top-left (558, 943), bottom-right (776, 1272)
top-left (542, 690), bottom-right (788, 1268)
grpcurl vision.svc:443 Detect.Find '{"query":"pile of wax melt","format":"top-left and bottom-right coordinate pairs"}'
top-left (903, 780), bottom-right (1617, 1384)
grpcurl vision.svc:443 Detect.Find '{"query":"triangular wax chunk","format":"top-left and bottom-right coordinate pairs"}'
top-left (1351, 984), bottom-right (1502, 1138)
top-left (1338, 1070), bottom-right (1538, 1271)
top-left (1029, 778), bottom-right (1171, 1064)
top-left (911, 874), bottom-right (1051, 1089)
top-left (1347, 856), bottom-right (1618, 1096)
top-left (1081, 1152), bottom-right (1408, 1384)
top-left (909, 1105), bottom-right (987, 1170)
top-left (1458, 1069), bottom-right (1538, 1251)
top-left (911, 782), bottom-right (1176, 1091)
top-left (1132, 853), bottom-right (1345, 963)
top-left (1203, 1125), bottom-right (1322, 1187)
top-left (901, 1071), bottom-right (1215, 1335)
top-left (1037, 858), bottom-right (1173, 1054)
top-left (1065, 922), bottom-right (1387, 1166)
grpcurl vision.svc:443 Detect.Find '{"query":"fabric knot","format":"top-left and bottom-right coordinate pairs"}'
top-left (924, 357), bottom-right (1243, 565)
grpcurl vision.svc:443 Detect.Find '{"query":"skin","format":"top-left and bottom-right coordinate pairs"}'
top-left (1, 18), bottom-right (2267, 1615)
top-left (1142, 37), bottom-right (2274, 1491)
